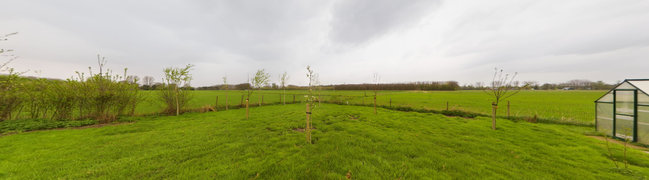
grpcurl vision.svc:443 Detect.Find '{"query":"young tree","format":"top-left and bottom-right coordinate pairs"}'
top-left (485, 68), bottom-right (524, 130)
top-left (161, 64), bottom-right (194, 116)
top-left (251, 69), bottom-right (271, 106)
top-left (305, 66), bottom-right (318, 144)
top-left (279, 72), bottom-right (289, 105)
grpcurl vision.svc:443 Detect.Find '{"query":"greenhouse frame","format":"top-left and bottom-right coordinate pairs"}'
top-left (595, 79), bottom-right (649, 144)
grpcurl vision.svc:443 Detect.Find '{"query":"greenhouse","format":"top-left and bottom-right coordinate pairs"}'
top-left (595, 79), bottom-right (649, 144)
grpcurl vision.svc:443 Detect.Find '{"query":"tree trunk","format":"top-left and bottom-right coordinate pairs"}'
top-left (246, 99), bottom-right (249, 119)
top-left (306, 103), bottom-right (311, 144)
top-left (225, 92), bottom-right (228, 110)
top-left (492, 104), bottom-right (498, 130)
top-left (240, 95), bottom-right (244, 108)
top-left (175, 86), bottom-right (180, 116)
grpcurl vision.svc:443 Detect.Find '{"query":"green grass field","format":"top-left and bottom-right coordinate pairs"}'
top-left (136, 90), bottom-right (603, 125)
top-left (0, 104), bottom-right (645, 179)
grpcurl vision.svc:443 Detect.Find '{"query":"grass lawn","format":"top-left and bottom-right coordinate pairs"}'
top-left (136, 90), bottom-right (603, 125)
top-left (0, 104), bottom-right (646, 179)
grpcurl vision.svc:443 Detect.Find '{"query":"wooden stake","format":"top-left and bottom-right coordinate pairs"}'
top-left (446, 101), bottom-right (449, 111)
top-left (373, 94), bottom-right (377, 114)
top-left (225, 93), bottom-right (228, 110)
top-left (261, 95), bottom-right (264, 106)
top-left (246, 99), bottom-right (249, 119)
top-left (293, 94), bottom-right (296, 103)
top-left (389, 98), bottom-right (392, 107)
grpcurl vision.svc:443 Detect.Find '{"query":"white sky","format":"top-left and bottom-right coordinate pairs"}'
top-left (2, 0), bottom-right (649, 86)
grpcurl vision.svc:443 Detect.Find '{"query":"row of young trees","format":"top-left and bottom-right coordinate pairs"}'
top-left (0, 55), bottom-right (142, 122)
top-left (333, 81), bottom-right (459, 91)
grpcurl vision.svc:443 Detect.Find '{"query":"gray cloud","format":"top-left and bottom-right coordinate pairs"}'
top-left (329, 0), bottom-right (440, 44)
top-left (1, 0), bottom-right (648, 86)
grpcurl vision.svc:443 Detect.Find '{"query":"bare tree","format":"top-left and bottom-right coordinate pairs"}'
top-left (279, 72), bottom-right (289, 105)
top-left (485, 68), bottom-right (524, 130)
top-left (1, 32), bottom-right (19, 71)
top-left (143, 76), bottom-right (155, 86)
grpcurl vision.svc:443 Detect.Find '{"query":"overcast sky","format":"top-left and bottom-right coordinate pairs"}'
top-left (2, 0), bottom-right (649, 86)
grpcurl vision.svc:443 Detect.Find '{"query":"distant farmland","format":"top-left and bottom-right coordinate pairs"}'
top-left (135, 90), bottom-right (602, 125)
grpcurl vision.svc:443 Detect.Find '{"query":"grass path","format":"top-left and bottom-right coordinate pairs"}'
top-left (0, 104), bottom-right (646, 179)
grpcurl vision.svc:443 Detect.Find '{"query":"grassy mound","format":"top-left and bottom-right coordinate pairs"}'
top-left (0, 104), bottom-right (646, 179)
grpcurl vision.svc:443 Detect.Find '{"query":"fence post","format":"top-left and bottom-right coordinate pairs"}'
top-left (240, 95), bottom-right (244, 108)
top-left (446, 101), bottom-right (449, 111)
top-left (246, 98), bottom-right (249, 119)
top-left (225, 94), bottom-right (228, 110)
top-left (390, 98), bottom-right (392, 107)
top-left (374, 94), bottom-right (377, 114)
top-left (215, 96), bottom-right (218, 112)
top-left (507, 101), bottom-right (510, 118)
top-left (293, 95), bottom-right (296, 103)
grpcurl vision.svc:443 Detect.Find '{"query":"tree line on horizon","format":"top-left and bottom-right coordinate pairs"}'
top-left (461, 79), bottom-right (615, 90)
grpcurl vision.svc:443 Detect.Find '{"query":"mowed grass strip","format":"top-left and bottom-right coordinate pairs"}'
top-left (0, 104), bottom-right (646, 179)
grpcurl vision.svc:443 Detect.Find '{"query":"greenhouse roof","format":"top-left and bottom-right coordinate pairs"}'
top-left (595, 79), bottom-right (649, 102)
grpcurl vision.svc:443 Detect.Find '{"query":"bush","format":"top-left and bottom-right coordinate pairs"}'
top-left (1, 56), bottom-right (141, 123)
top-left (160, 64), bottom-right (193, 115)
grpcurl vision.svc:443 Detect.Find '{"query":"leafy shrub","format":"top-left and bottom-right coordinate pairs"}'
top-left (159, 64), bottom-right (193, 115)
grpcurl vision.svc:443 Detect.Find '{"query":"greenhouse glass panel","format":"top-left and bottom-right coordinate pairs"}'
top-left (639, 93), bottom-right (649, 105)
top-left (630, 81), bottom-right (649, 92)
top-left (615, 114), bottom-right (634, 140)
top-left (615, 91), bottom-right (635, 115)
top-left (598, 93), bottom-right (614, 102)
top-left (616, 82), bottom-right (635, 89)
top-left (637, 106), bottom-right (649, 144)
top-left (596, 103), bottom-right (613, 135)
